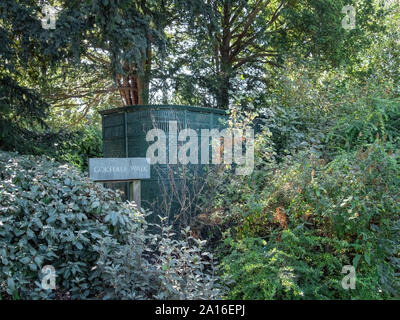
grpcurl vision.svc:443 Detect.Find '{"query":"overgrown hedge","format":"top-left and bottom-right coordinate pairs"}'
top-left (0, 151), bottom-right (222, 299)
top-left (213, 136), bottom-right (400, 299)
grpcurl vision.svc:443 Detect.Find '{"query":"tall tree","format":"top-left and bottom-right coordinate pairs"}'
top-left (1, 0), bottom-right (210, 137)
top-left (167, 0), bottom-right (382, 108)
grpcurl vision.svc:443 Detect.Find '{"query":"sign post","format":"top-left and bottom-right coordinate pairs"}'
top-left (130, 180), bottom-right (142, 209)
top-left (89, 158), bottom-right (150, 208)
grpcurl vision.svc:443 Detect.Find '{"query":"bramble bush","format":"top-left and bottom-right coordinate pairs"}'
top-left (214, 141), bottom-right (400, 299)
top-left (0, 151), bottom-right (223, 300)
top-left (326, 95), bottom-right (400, 153)
top-left (206, 97), bottom-right (400, 299)
top-left (204, 57), bottom-right (400, 299)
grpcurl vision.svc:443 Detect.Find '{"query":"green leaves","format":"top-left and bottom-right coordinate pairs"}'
top-left (19, 257), bottom-right (31, 265)
top-left (215, 132), bottom-right (400, 299)
top-left (326, 96), bottom-right (400, 152)
top-left (0, 150), bottom-right (142, 299)
top-left (0, 150), bottom-right (222, 300)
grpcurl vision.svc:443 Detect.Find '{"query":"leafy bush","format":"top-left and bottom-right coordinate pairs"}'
top-left (0, 75), bottom-right (48, 153)
top-left (214, 142), bottom-right (400, 299)
top-left (56, 126), bottom-right (103, 171)
top-left (0, 125), bottom-right (103, 172)
top-left (97, 220), bottom-right (223, 300)
top-left (253, 59), bottom-right (400, 162)
top-left (0, 151), bottom-right (222, 300)
top-left (326, 96), bottom-right (400, 153)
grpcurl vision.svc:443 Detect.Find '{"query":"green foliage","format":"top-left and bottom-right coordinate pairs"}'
top-left (162, 0), bottom-right (383, 107)
top-left (214, 134), bottom-right (400, 299)
top-left (0, 126), bottom-right (103, 172)
top-left (326, 95), bottom-right (400, 153)
top-left (98, 221), bottom-right (223, 300)
top-left (56, 126), bottom-right (103, 171)
top-left (221, 237), bottom-right (307, 300)
top-left (210, 22), bottom-right (400, 298)
top-left (0, 75), bottom-right (49, 151)
top-left (1, 0), bottom-right (398, 302)
top-left (249, 53), bottom-right (400, 161)
top-left (0, 150), bottom-right (133, 299)
top-left (0, 151), bottom-right (222, 299)
top-left (221, 230), bottom-right (390, 300)
top-left (221, 236), bottom-right (337, 300)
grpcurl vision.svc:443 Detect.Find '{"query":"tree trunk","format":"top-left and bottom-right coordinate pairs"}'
top-left (116, 36), bottom-right (151, 106)
top-left (216, 1), bottom-right (233, 109)
top-left (216, 72), bottom-right (230, 109)
top-left (116, 64), bottom-right (148, 106)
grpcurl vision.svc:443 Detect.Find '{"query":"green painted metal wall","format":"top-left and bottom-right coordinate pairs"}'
top-left (100, 105), bottom-right (228, 221)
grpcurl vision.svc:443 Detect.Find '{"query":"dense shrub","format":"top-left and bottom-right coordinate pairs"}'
top-left (0, 151), bottom-right (222, 299)
top-left (56, 126), bottom-right (103, 171)
top-left (0, 125), bottom-right (103, 172)
top-left (252, 59), bottom-right (400, 162)
top-left (0, 76), bottom-right (49, 153)
top-left (213, 141), bottom-right (400, 299)
top-left (326, 95), bottom-right (400, 153)
top-left (204, 78), bottom-right (400, 300)
top-left (97, 220), bottom-right (223, 299)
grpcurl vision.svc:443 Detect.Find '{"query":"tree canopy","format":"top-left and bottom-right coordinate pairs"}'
top-left (0, 0), bottom-right (391, 138)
